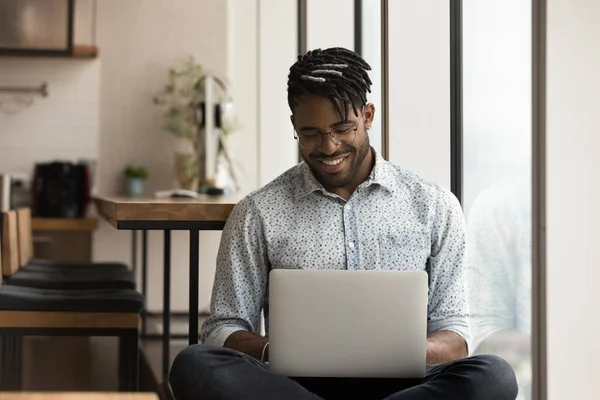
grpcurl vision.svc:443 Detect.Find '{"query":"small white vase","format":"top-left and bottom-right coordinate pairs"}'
top-left (127, 178), bottom-right (145, 197)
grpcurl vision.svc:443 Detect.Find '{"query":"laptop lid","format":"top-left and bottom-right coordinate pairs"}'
top-left (268, 269), bottom-right (428, 378)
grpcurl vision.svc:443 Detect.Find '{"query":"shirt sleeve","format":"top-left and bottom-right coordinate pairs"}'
top-left (200, 196), bottom-right (269, 347)
top-left (427, 188), bottom-right (472, 354)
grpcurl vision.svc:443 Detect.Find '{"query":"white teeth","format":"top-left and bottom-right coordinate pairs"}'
top-left (322, 156), bottom-right (346, 166)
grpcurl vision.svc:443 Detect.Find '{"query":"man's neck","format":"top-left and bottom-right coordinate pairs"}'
top-left (326, 148), bottom-right (375, 201)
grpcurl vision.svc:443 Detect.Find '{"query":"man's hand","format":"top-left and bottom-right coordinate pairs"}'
top-left (426, 330), bottom-right (468, 364)
top-left (224, 330), bottom-right (269, 361)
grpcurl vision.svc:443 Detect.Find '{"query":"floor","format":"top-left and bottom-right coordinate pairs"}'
top-left (19, 314), bottom-right (207, 400)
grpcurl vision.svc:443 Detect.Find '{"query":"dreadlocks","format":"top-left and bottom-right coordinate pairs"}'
top-left (287, 47), bottom-right (372, 122)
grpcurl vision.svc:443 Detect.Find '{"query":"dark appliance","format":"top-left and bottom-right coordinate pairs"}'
top-left (32, 161), bottom-right (90, 218)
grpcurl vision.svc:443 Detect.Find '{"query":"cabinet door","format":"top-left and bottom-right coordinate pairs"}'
top-left (33, 231), bottom-right (92, 262)
top-left (0, 0), bottom-right (74, 55)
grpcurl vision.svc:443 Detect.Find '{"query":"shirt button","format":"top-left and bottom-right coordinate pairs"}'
top-left (348, 241), bottom-right (355, 249)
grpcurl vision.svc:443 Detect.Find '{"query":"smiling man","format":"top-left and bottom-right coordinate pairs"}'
top-left (169, 47), bottom-right (518, 400)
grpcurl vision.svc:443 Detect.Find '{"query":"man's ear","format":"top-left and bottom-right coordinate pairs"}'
top-left (290, 115), bottom-right (296, 128)
top-left (364, 103), bottom-right (375, 129)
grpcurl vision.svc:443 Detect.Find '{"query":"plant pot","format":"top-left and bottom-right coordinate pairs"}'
top-left (174, 152), bottom-right (199, 191)
top-left (127, 178), bottom-right (145, 198)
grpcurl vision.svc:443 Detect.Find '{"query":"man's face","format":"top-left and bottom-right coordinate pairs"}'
top-left (291, 94), bottom-right (374, 190)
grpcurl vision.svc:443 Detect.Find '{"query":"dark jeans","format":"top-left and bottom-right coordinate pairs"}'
top-left (169, 345), bottom-right (518, 400)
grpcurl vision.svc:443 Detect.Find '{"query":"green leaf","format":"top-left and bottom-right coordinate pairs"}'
top-left (124, 165), bottom-right (149, 179)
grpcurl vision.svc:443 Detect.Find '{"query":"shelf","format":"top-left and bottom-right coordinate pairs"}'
top-left (32, 218), bottom-right (98, 232)
top-left (0, 45), bottom-right (99, 59)
top-left (71, 45), bottom-right (99, 58)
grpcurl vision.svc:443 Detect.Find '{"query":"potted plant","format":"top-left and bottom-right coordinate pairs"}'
top-left (154, 56), bottom-right (240, 192)
top-left (153, 56), bottom-right (204, 191)
top-left (124, 165), bottom-right (148, 197)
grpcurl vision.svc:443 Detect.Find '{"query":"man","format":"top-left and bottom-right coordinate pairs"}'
top-left (170, 47), bottom-right (518, 400)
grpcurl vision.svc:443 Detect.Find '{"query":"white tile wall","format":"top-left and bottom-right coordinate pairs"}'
top-left (0, 57), bottom-right (100, 176)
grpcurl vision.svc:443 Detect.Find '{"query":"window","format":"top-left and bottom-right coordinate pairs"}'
top-left (463, 1), bottom-right (532, 398)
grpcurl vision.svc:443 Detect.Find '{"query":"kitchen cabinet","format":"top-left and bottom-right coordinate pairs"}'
top-left (0, 0), bottom-right (98, 58)
top-left (32, 218), bottom-right (98, 262)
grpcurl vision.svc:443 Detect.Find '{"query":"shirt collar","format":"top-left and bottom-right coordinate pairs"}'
top-left (294, 148), bottom-right (396, 200)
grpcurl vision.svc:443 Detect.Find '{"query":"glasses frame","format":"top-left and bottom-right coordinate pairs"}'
top-left (294, 112), bottom-right (365, 150)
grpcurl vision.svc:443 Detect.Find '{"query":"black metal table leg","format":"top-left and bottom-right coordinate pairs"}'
top-left (141, 230), bottom-right (148, 336)
top-left (163, 230), bottom-right (171, 382)
top-left (189, 230), bottom-right (200, 345)
top-left (131, 230), bottom-right (138, 272)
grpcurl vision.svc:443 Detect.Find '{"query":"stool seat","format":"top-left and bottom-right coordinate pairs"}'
top-left (0, 285), bottom-right (144, 313)
top-left (24, 259), bottom-right (129, 273)
top-left (4, 269), bottom-right (136, 290)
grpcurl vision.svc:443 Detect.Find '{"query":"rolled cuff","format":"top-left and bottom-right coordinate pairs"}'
top-left (203, 325), bottom-right (248, 348)
top-left (428, 317), bottom-right (472, 356)
top-left (468, 315), bottom-right (514, 351)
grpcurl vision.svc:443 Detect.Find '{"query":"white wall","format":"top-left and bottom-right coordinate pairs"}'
top-left (227, 0), bottom-right (298, 190)
top-left (93, 0), bottom-right (229, 313)
top-left (0, 58), bottom-right (100, 176)
top-left (227, 0), bottom-right (259, 194)
top-left (546, 0), bottom-right (600, 398)
top-left (258, 0), bottom-right (298, 186)
top-left (74, 0), bottom-right (95, 46)
top-left (387, 1), bottom-right (450, 189)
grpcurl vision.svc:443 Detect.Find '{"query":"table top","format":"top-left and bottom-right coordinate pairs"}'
top-left (0, 393), bottom-right (158, 400)
top-left (93, 195), bottom-right (241, 230)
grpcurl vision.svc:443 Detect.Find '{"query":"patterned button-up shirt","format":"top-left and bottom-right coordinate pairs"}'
top-left (201, 150), bottom-right (471, 352)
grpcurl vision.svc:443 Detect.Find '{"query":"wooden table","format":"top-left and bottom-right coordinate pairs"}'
top-left (0, 393), bottom-right (158, 400)
top-left (94, 196), bottom-right (237, 230)
top-left (94, 195), bottom-right (239, 383)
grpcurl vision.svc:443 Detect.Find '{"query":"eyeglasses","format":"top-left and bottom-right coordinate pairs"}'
top-left (294, 114), bottom-right (363, 150)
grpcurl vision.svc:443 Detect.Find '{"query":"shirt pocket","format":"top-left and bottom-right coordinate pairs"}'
top-left (376, 229), bottom-right (429, 270)
top-left (268, 233), bottom-right (346, 270)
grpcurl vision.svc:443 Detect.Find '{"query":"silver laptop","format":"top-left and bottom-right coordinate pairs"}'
top-left (268, 269), bottom-right (428, 378)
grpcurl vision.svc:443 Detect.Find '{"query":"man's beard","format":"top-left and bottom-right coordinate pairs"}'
top-left (305, 136), bottom-right (371, 189)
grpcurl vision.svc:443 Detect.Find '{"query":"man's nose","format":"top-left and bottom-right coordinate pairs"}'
top-left (318, 133), bottom-right (339, 155)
